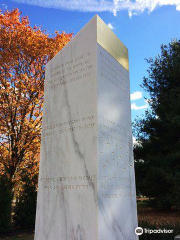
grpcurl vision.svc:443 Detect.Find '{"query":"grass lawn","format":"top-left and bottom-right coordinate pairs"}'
top-left (1, 204), bottom-right (180, 240)
top-left (137, 203), bottom-right (180, 240)
top-left (0, 234), bottom-right (34, 240)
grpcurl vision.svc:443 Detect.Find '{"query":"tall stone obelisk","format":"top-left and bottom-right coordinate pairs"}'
top-left (35, 15), bottom-right (138, 240)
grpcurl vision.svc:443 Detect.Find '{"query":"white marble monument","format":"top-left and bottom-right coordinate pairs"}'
top-left (35, 15), bottom-right (138, 240)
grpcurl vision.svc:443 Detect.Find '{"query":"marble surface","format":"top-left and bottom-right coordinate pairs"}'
top-left (35, 15), bottom-right (138, 240)
top-left (98, 44), bottom-right (138, 240)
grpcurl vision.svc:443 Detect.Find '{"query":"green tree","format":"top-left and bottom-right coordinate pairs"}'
top-left (0, 174), bottom-right (12, 233)
top-left (13, 174), bottom-right (38, 229)
top-left (133, 40), bottom-right (180, 209)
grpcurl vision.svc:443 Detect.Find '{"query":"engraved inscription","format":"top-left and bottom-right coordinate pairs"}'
top-left (46, 52), bottom-right (92, 89)
top-left (99, 114), bottom-right (132, 171)
top-left (42, 115), bottom-right (95, 137)
top-left (41, 175), bottom-right (96, 191)
top-left (102, 193), bottom-right (133, 199)
top-left (100, 175), bottom-right (132, 199)
top-left (99, 51), bottom-right (129, 94)
top-left (100, 175), bottom-right (130, 182)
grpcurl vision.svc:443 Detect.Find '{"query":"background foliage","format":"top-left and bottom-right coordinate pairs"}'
top-left (0, 8), bottom-right (72, 232)
top-left (0, 174), bottom-right (12, 233)
top-left (13, 175), bottom-right (37, 229)
top-left (134, 40), bottom-right (180, 209)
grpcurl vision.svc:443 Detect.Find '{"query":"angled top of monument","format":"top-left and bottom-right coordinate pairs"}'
top-left (96, 15), bottom-right (129, 71)
top-left (77, 15), bottom-right (129, 71)
top-left (54, 15), bottom-right (129, 71)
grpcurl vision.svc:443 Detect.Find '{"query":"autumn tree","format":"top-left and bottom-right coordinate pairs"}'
top-left (0, 9), bottom-right (72, 194)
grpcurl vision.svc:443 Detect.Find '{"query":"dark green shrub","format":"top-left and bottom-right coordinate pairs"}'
top-left (13, 176), bottom-right (37, 229)
top-left (133, 41), bottom-right (180, 209)
top-left (0, 175), bottom-right (12, 233)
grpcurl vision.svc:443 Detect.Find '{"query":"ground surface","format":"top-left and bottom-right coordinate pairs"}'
top-left (138, 206), bottom-right (180, 225)
top-left (0, 230), bottom-right (34, 240)
top-left (1, 207), bottom-right (179, 240)
top-left (0, 235), bottom-right (33, 240)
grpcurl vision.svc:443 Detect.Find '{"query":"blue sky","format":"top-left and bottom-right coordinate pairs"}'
top-left (1, 0), bottom-right (180, 122)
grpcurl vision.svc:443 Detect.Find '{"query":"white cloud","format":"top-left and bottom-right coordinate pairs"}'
top-left (1, 3), bottom-right (8, 9)
top-left (130, 91), bottom-right (143, 100)
top-left (133, 136), bottom-right (136, 143)
top-left (13, 0), bottom-right (113, 12)
top-left (133, 136), bottom-right (138, 145)
top-left (133, 137), bottom-right (142, 146)
top-left (13, 0), bottom-right (180, 17)
top-left (107, 23), bottom-right (115, 30)
top-left (177, 4), bottom-right (180, 10)
top-left (131, 102), bottom-right (148, 110)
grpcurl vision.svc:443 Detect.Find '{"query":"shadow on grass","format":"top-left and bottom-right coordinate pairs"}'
top-left (0, 229), bottom-right (34, 240)
top-left (0, 235), bottom-right (33, 240)
top-left (138, 220), bottom-right (180, 240)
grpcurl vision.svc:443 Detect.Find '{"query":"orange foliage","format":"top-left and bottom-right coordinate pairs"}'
top-left (0, 9), bottom-right (72, 188)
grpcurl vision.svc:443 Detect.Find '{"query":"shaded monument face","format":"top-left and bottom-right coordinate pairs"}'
top-left (35, 15), bottom-right (138, 240)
